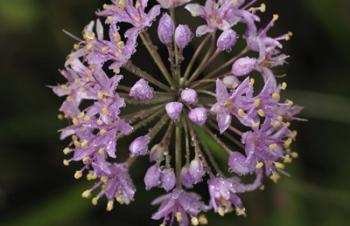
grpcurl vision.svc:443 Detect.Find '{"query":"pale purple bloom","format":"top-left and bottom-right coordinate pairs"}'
top-left (188, 107), bottom-right (208, 126)
top-left (152, 189), bottom-right (207, 225)
top-left (161, 168), bottom-right (176, 192)
top-left (232, 57), bottom-right (257, 76)
top-left (129, 135), bottom-right (150, 156)
top-left (129, 79), bottom-right (154, 100)
top-left (97, 0), bottom-right (161, 30)
top-left (165, 102), bottom-right (183, 121)
top-left (175, 25), bottom-right (193, 49)
top-left (158, 13), bottom-right (175, 45)
top-left (180, 166), bottom-right (195, 188)
top-left (181, 88), bottom-right (198, 104)
top-left (157, 0), bottom-right (192, 9)
top-left (217, 29), bottom-right (237, 51)
top-left (189, 158), bottom-right (205, 183)
top-left (145, 164), bottom-right (162, 190)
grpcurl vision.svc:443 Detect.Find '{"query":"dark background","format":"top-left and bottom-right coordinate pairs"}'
top-left (1, 0), bottom-right (350, 226)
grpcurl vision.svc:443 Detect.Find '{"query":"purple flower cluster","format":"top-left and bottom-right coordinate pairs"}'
top-left (52, 0), bottom-right (302, 224)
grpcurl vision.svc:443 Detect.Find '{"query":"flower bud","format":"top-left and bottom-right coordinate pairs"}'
top-left (181, 166), bottom-right (195, 188)
top-left (217, 29), bottom-right (237, 51)
top-left (189, 158), bottom-right (205, 183)
top-left (165, 102), bottom-right (183, 121)
top-left (129, 79), bottom-right (154, 100)
top-left (161, 168), bottom-right (176, 191)
top-left (181, 88), bottom-right (198, 104)
top-left (149, 143), bottom-right (165, 162)
top-left (175, 25), bottom-right (193, 49)
top-left (188, 107), bottom-right (208, 126)
top-left (129, 136), bottom-right (150, 156)
top-left (232, 57), bottom-right (257, 76)
top-left (157, 13), bottom-right (175, 45)
top-left (144, 164), bottom-right (161, 190)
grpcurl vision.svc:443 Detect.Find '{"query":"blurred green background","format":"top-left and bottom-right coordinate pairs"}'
top-left (1, 0), bottom-right (350, 226)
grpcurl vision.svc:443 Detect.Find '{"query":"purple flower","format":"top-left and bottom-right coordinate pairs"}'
top-left (129, 79), bottom-right (155, 100)
top-left (97, 0), bottom-right (161, 30)
top-left (189, 158), bottom-right (205, 183)
top-left (188, 107), bottom-right (208, 126)
top-left (180, 166), bottom-right (195, 188)
top-left (152, 189), bottom-right (207, 225)
top-left (157, 0), bottom-right (191, 9)
top-left (175, 25), bottom-right (193, 49)
top-left (217, 29), bottom-right (237, 51)
top-left (165, 102), bottom-right (183, 121)
top-left (129, 135), bottom-right (150, 156)
top-left (232, 57), bottom-right (257, 76)
top-left (181, 88), bottom-right (198, 104)
top-left (145, 164), bottom-right (162, 190)
top-left (161, 168), bottom-right (176, 192)
top-left (158, 13), bottom-right (175, 45)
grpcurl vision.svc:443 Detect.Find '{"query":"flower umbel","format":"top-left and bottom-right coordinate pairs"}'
top-left (52, 0), bottom-right (303, 225)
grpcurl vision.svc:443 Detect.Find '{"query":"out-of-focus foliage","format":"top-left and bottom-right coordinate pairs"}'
top-left (0, 0), bottom-right (350, 226)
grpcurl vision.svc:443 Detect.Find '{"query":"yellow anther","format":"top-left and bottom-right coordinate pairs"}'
top-left (73, 43), bottom-right (80, 50)
top-left (78, 112), bottom-right (85, 119)
top-left (97, 119), bottom-right (104, 125)
top-left (283, 155), bottom-right (292, 163)
top-left (254, 98), bottom-right (261, 107)
top-left (117, 0), bottom-right (127, 9)
top-left (198, 215), bottom-right (208, 225)
top-left (218, 207), bottom-right (225, 216)
top-left (252, 122), bottom-right (260, 129)
top-left (106, 200), bottom-right (114, 211)
top-left (85, 44), bottom-right (94, 52)
top-left (236, 207), bottom-right (246, 216)
top-left (291, 130), bottom-right (298, 138)
top-left (176, 212), bottom-right (183, 222)
top-left (272, 92), bottom-right (280, 100)
top-left (260, 3), bottom-right (266, 12)
top-left (134, 1), bottom-right (141, 8)
top-left (101, 176), bottom-right (109, 184)
top-left (274, 162), bottom-right (285, 170)
top-left (284, 122), bottom-right (291, 127)
top-left (273, 14), bottom-right (279, 22)
top-left (115, 194), bottom-right (124, 204)
top-left (271, 120), bottom-right (281, 128)
top-left (98, 148), bottom-right (105, 156)
top-left (72, 117), bottom-right (79, 125)
top-left (63, 159), bottom-right (70, 166)
top-left (284, 138), bottom-right (292, 149)
top-left (238, 109), bottom-right (245, 117)
top-left (270, 173), bottom-right (280, 183)
top-left (101, 47), bottom-right (109, 54)
top-left (83, 156), bottom-right (90, 164)
top-left (102, 107), bottom-right (110, 115)
top-left (249, 78), bottom-right (255, 86)
top-left (259, 185), bottom-right (265, 191)
top-left (84, 32), bottom-right (95, 41)
top-left (91, 197), bottom-right (99, 206)
top-left (81, 139), bottom-right (89, 148)
top-left (74, 170), bottom-right (83, 179)
top-left (57, 114), bottom-right (64, 120)
top-left (82, 190), bottom-right (91, 198)
top-left (281, 82), bottom-right (287, 90)
top-left (117, 41), bottom-right (124, 49)
top-left (73, 140), bottom-right (81, 148)
top-left (191, 217), bottom-right (199, 226)
top-left (87, 171), bottom-right (97, 180)
top-left (291, 152), bottom-right (299, 158)
top-left (63, 147), bottom-right (72, 155)
top-left (258, 109), bottom-right (265, 117)
top-left (277, 115), bottom-right (283, 121)
top-left (100, 129), bottom-right (107, 136)
top-left (269, 143), bottom-right (277, 151)
top-left (232, 82), bottom-right (239, 89)
top-left (256, 162), bottom-right (264, 169)
top-left (84, 115), bottom-right (91, 121)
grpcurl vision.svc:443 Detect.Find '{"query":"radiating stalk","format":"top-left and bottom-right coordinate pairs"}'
top-left (162, 122), bottom-right (174, 168)
top-left (121, 105), bottom-right (164, 122)
top-left (182, 34), bottom-right (211, 84)
top-left (140, 32), bottom-right (173, 86)
top-left (170, 9), bottom-right (181, 87)
top-left (186, 33), bottom-right (216, 85)
top-left (204, 47), bottom-right (249, 79)
top-left (147, 115), bottom-right (169, 139)
top-left (123, 61), bottom-right (170, 91)
top-left (208, 119), bottom-right (244, 149)
top-left (175, 125), bottom-right (182, 186)
top-left (121, 94), bottom-right (173, 105)
top-left (203, 126), bottom-right (232, 154)
top-left (197, 90), bottom-right (216, 97)
top-left (182, 117), bottom-right (190, 165)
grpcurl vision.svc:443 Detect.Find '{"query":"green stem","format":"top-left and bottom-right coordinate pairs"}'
top-left (182, 34), bottom-right (211, 84)
top-left (175, 125), bottom-right (182, 186)
top-left (123, 61), bottom-right (170, 91)
top-left (140, 32), bottom-right (173, 87)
